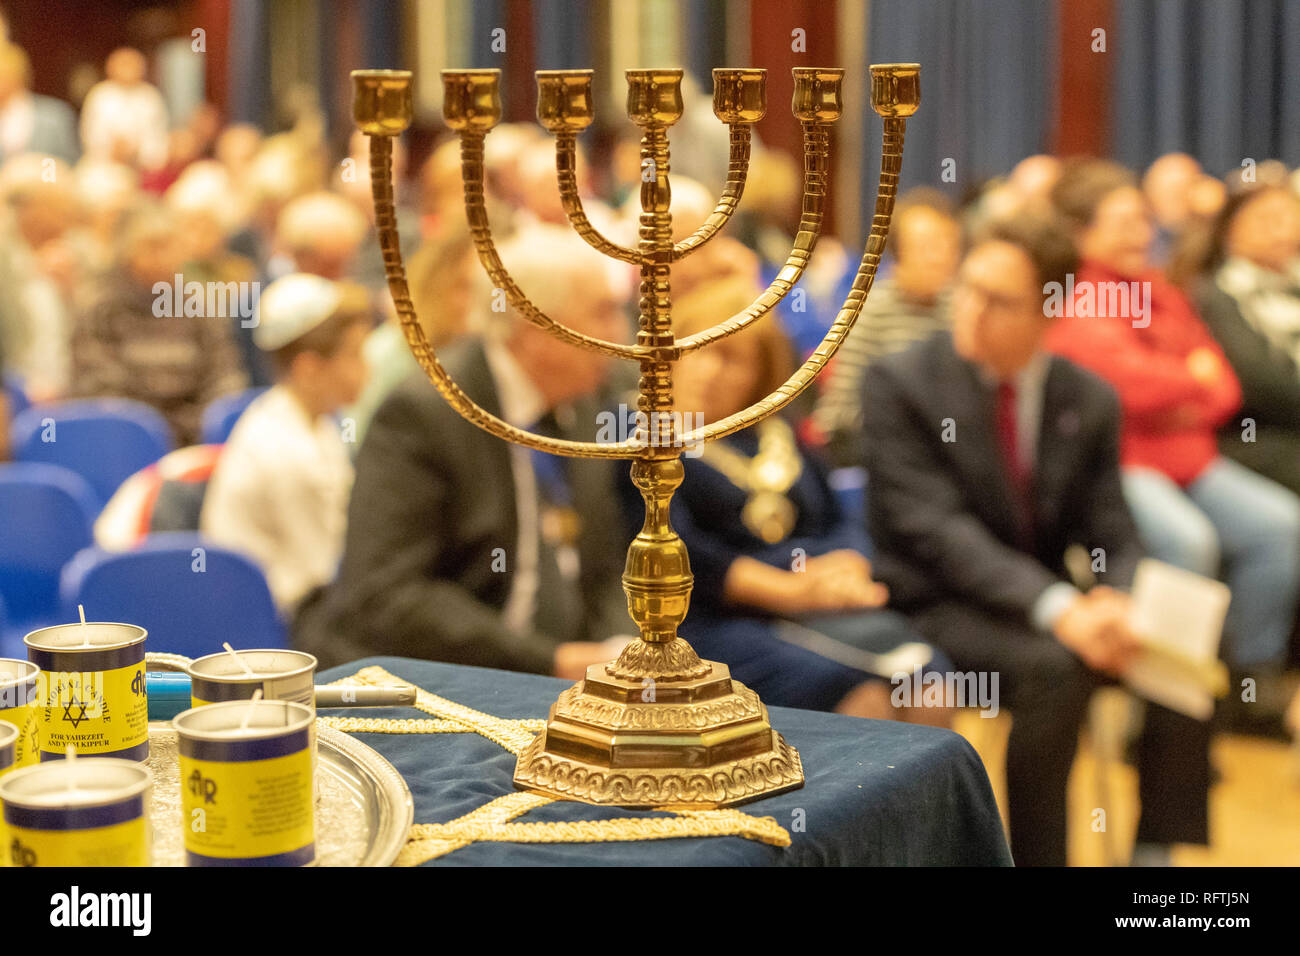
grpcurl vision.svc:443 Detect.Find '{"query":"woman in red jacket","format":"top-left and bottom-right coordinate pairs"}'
top-left (1045, 160), bottom-right (1300, 705)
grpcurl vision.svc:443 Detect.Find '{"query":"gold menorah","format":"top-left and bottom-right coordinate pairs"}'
top-left (351, 62), bottom-right (919, 807)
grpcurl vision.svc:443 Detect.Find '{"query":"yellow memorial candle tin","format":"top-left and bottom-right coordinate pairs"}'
top-left (0, 719), bottom-right (16, 858)
top-left (187, 649), bottom-right (316, 710)
top-left (0, 720), bottom-right (17, 776)
top-left (25, 622), bottom-right (149, 761)
top-left (174, 699), bottom-right (315, 867)
top-left (0, 659), bottom-right (41, 767)
top-left (0, 757), bottom-right (151, 866)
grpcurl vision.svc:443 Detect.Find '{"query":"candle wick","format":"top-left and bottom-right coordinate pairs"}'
top-left (239, 689), bottom-right (264, 732)
top-left (77, 605), bottom-right (92, 648)
top-left (223, 642), bottom-right (257, 678)
top-left (66, 744), bottom-right (78, 796)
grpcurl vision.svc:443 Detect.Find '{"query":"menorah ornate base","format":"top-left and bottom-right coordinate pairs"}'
top-left (513, 657), bottom-right (804, 807)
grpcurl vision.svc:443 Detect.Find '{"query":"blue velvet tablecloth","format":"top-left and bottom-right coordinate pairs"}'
top-left (317, 656), bottom-right (1013, 866)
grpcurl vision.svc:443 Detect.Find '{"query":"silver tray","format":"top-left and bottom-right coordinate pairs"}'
top-left (145, 720), bottom-right (414, 866)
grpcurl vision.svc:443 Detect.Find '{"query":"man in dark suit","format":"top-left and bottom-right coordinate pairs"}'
top-left (863, 217), bottom-right (1210, 866)
top-left (295, 226), bottom-right (634, 679)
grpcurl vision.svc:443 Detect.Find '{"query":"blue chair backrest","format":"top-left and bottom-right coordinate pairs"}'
top-left (200, 388), bottom-right (268, 445)
top-left (60, 533), bottom-right (287, 658)
top-left (0, 463), bottom-right (97, 637)
top-left (827, 466), bottom-right (869, 527)
top-left (3, 374), bottom-right (30, 419)
top-left (11, 400), bottom-right (174, 511)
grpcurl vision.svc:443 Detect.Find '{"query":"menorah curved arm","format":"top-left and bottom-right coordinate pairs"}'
top-left (456, 130), bottom-right (647, 361)
top-left (670, 124), bottom-right (751, 261)
top-left (673, 121), bottom-right (830, 353)
top-left (682, 117), bottom-right (906, 445)
top-left (554, 129), bottom-right (642, 265)
top-left (368, 134), bottom-right (638, 460)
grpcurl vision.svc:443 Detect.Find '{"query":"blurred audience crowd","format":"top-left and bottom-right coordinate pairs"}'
top-left (2, 24), bottom-right (1300, 867)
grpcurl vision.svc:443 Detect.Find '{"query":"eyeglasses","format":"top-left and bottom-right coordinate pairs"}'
top-left (953, 279), bottom-right (1037, 318)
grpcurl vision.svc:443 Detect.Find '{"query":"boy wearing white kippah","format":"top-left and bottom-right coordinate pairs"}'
top-left (200, 273), bottom-right (372, 615)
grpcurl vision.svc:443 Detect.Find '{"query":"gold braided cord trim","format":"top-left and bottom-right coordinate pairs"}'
top-left (398, 793), bottom-right (790, 865)
top-left (397, 792), bottom-right (554, 866)
top-left (334, 665), bottom-right (542, 755)
top-left (415, 809), bottom-right (791, 848)
top-left (319, 716), bottom-right (473, 735)
top-left (327, 667), bottom-right (793, 863)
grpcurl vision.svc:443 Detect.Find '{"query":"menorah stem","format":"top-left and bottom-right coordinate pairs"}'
top-left (607, 86), bottom-right (704, 678)
top-left (615, 456), bottom-right (706, 675)
top-left (634, 122), bottom-right (676, 456)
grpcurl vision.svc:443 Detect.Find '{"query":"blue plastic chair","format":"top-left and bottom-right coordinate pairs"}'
top-left (827, 466), bottom-right (870, 527)
top-left (3, 374), bottom-right (30, 419)
top-left (0, 462), bottom-right (98, 655)
top-left (200, 388), bottom-right (268, 445)
top-left (60, 533), bottom-right (287, 658)
top-left (11, 399), bottom-right (174, 511)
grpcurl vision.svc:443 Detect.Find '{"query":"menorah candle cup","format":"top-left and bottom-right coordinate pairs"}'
top-left (791, 68), bottom-right (844, 123)
top-left (25, 623), bottom-right (149, 762)
top-left (712, 68), bottom-right (767, 123)
top-left (352, 68), bottom-right (414, 135)
top-left (869, 62), bottom-right (921, 117)
top-left (174, 699), bottom-right (316, 867)
top-left (536, 69), bottom-right (595, 131)
top-left (0, 660), bottom-right (41, 768)
top-left (625, 69), bottom-right (684, 126)
top-left (441, 69), bottom-right (502, 130)
top-left (0, 757), bottom-right (151, 867)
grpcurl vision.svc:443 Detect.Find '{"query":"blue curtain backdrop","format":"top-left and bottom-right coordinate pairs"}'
top-left (685, 0), bottom-right (729, 91)
top-left (470, 0), bottom-right (509, 66)
top-left (860, 0), bottom-right (1056, 231)
top-left (533, 0), bottom-right (593, 69)
top-left (228, 0), bottom-right (272, 127)
top-left (1111, 0), bottom-right (1300, 176)
top-left (359, 0), bottom-right (403, 69)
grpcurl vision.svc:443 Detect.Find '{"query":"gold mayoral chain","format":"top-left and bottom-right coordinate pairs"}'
top-left (698, 417), bottom-right (803, 544)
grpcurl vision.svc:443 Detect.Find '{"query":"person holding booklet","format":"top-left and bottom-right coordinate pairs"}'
top-left (863, 216), bottom-right (1211, 866)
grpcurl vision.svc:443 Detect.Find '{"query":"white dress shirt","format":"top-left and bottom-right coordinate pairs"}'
top-left (200, 385), bottom-right (353, 613)
top-left (483, 340), bottom-right (550, 635)
top-left (79, 79), bottom-right (169, 170)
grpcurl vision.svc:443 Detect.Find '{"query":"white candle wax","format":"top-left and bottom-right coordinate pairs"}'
top-left (0, 758), bottom-right (149, 808)
top-left (15, 787), bottom-right (128, 807)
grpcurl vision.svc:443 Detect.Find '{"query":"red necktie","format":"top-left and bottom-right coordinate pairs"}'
top-left (995, 381), bottom-right (1033, 537)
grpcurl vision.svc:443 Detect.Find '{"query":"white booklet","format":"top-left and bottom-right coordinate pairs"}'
top-left (1126, 558), bottom-right (1231, 721)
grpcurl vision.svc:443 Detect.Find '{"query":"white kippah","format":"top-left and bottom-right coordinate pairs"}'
top-left (252, 273), bottom-right (343, 351)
